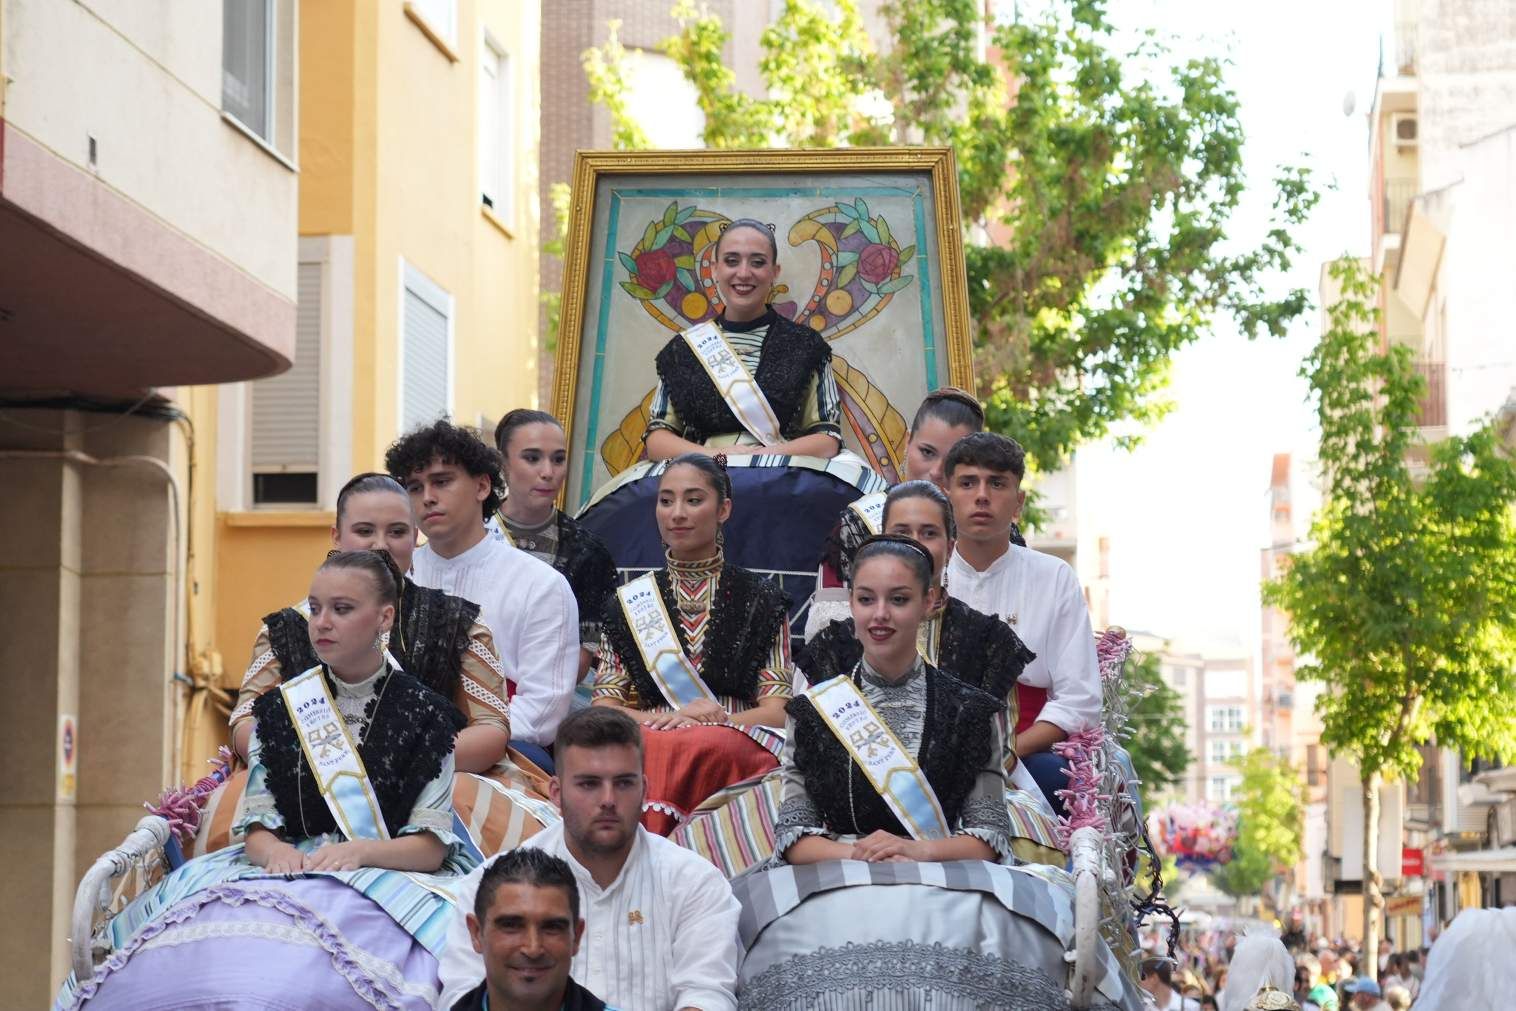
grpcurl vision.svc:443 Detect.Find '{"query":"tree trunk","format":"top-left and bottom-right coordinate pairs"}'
top-left (1361, 772), bottom-right (1382, 983)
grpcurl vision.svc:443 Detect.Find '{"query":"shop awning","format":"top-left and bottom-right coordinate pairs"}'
top-left (1428, 847), bottom-right (1516, 874)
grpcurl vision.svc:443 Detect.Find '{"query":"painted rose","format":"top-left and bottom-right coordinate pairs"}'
top-left (857, 242), bottom-right (900, 284)
top-left (635, 249), bottom-right (677, 289)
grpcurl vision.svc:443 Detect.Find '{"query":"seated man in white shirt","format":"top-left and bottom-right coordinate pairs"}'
top-left (942, 432), bottom-right (1102, 815)
top-left (437, 707), bottom-right (741, 1011)
top-left (386, 420), bottom-right (579, 771)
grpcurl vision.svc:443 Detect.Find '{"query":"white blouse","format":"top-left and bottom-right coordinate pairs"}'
top-left (945, 544), bottom-right (1101, 736)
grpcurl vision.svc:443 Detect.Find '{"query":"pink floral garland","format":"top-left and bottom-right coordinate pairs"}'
top-left (145, 747), bottom-right (235, 848)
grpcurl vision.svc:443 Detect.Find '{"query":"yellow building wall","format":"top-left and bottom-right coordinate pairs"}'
top-left (194, 0), bottom-right (542, 766)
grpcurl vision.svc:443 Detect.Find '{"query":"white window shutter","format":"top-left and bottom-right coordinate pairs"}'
top-left (252, 262), bottom-right (322, 469)
top-left (402, 269), bottom-right (450, 432)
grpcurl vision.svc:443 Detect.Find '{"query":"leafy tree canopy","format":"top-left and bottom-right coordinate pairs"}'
top-left (1264, 257), bottom-right (1516, 784)
top-left (1123, 650), bottom-right (1192, 810)
top-left (1211, 747), bottom-right (1305, 900)
top-left (579, 0), bottom-right (1319, 473)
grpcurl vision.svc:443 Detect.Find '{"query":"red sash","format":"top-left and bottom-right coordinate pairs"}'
top-left (1015, 683), bottom-right (1049, 735)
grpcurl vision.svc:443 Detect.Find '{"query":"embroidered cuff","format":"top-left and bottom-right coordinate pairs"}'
top-left (644, 418), bottom-right (683, 440)
top-left (235, 793), bottom-right (283, 836)
top-left (958, 826), bottom-right (1016, 864)
top-left (775, 823), bottom-right (835, 860)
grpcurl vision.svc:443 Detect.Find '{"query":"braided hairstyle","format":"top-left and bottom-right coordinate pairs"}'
top-left (335, 472), bottom-right (408, 526)
top-left (661, 452), bottom-right (733, 504)
top-left (850, 534), bottom-right (935, 593)
top-left (319, 548), bottom-right (404, 608)
top-left (910, 386), bottom-right (984, 435)
top-left (493, 408), bottom-right (561, 455)
top-left (714, 218), bottom-right (779, 262)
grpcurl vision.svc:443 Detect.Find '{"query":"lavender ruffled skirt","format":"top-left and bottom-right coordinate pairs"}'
top-left (59, 878), bottom-right (441, 1010)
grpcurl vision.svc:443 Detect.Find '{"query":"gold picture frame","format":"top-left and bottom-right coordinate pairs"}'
top-left (551, 147), bottom-right (974, 511)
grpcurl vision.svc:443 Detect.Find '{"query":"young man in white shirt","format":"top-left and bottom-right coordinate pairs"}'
top-left (942, 432), bottom-right (1102, 815)
top-left (386, 421), bottom-right (579, 770)
top-left (437, 707), bottom-right (741, 1011)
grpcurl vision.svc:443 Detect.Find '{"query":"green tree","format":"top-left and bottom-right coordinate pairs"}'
top-left (1211, 747), bottom-right (1305, 907)
top-left (1264, 257), bottom-right (1516, 976)
top-left (1123, 651), bottom-right (1191, 811)
top-left (574, 0), bottom-right (1318, 476)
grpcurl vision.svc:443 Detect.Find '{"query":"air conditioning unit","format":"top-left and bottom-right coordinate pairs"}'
top-left (1391, 112), bottom-right (1419, 148)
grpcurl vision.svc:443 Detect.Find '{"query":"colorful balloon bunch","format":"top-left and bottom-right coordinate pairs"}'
top-left (1154, 802), bottom-right (1239, 871)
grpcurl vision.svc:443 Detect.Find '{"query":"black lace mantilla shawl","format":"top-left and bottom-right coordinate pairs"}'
top-left (263, 577), bottom-right (480, 705)
top-left (250, 667), bottom-right (465, 838)
top-left (600, 563), bottom-right (790, 704)
top-left (797, 597), bottom-right (1035, 702)
top-left (552, 511), bottom-right (618, 626)
top-left (786, 664), bottom-right (1002, 837)
top-left (653, 310), bottom-right (832, 444)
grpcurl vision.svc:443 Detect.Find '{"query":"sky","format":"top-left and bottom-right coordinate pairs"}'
top-left (1069, 1), bottom-right (1396, 656)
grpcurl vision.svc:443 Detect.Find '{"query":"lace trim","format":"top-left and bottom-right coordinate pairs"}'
top-left (64, 884), bottom-right (423, 1011)
top-left (134, 919), bottom-right (438, 1002)
top-left (405, 807), bottom-right (453, 835)
top-left (467, 638), bottom-right (507, 679)
top-left (462, 674), bottom-right (509, 718)
top-left (229, 698), bottom-right (257, 726)
top-left (737, 939), bottom-right (1076, 1011)
top-left (958, 825), bottom-right (1016, 864)
top-left (245, 647), bottom-right (276, 681)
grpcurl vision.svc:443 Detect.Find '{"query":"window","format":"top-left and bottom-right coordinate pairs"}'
top-left (222, 0), bottom-right (296, 157)
top-left (400, 261), bottom-right (453, 433)
top-left (251, 261), bottom-right (322, 505)
top-left (222, 0), bottom-right (271, 138)
top-left (479, 34), bottom-right (513, 220)
top-left (409, 0), bottom-right (457, 48)
top-left (1208, 706), bottom-right (1245, 734)
top-left (1208, 739), bottom-right (1243, 767)
top-left (1208, 776), bottom-right (1241, 803)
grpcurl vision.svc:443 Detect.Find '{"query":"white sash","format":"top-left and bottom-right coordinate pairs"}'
top-left (682, 321), bottom-right (784, 445)
top-left (617, 574), bottom-right (718, 709)
top-left (280, 666), bottom-right (391, 841)
top-left (804, 674), bottom-right (950, 840)
top-left (847, 491), bottom-right (887, 536)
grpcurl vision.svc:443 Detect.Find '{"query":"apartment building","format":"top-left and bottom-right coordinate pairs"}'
top-left (0, 1), bottom-right (298, 1001)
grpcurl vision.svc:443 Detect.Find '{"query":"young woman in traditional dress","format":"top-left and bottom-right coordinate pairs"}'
top-left (669, 482), bottom-right (1065, 873)
top-left (732, 536), bottom-right (1143, 1010)
top-left (486, 409), bottom-right (618, 686)
top-left (576, 219), bottom-right (883, 606)
top-left (57, 551), bottom-right (476, 1009)
top-left (801, 482), bottom-right (1037, 774)
top-left (229, 473), bottom-right (554, 853)
top-left (642, 220), bottom-right (842, 462)
top-left (591, 453), bottom-right (792, 834)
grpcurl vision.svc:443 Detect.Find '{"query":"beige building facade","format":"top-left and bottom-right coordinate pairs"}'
top-left (0, 1), bottom-right (299, 1003)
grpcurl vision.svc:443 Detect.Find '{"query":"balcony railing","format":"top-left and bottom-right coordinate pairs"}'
top-left (1415, 359), bottom-right (1447, 428)
top-left (1383, 178), bottom-right (1418, 236)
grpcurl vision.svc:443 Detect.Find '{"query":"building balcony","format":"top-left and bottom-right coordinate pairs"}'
top-left (1382, 177), bottom-right (1418, 236)
top-left (1413, 359), bottom-right (1447, 428)
top-left (0, 121), bottom-right (294, 396)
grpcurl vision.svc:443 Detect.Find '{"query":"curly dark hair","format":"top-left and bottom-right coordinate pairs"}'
top-left (383, 420), bottom-right (505, 520)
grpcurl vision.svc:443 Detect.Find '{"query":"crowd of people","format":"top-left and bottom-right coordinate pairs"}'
top-left (61, 214), bottom-right (1516, 1010)
top-left (1134, 908), bottom-right (1516, 1011)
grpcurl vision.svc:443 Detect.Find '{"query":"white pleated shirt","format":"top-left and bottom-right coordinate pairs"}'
top-left (410, 532), bottom-right (578, 746)
top-left (435, 822), bottom-right (741, 1011)
top-left (945, 543), bottom-right (1101, 735)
